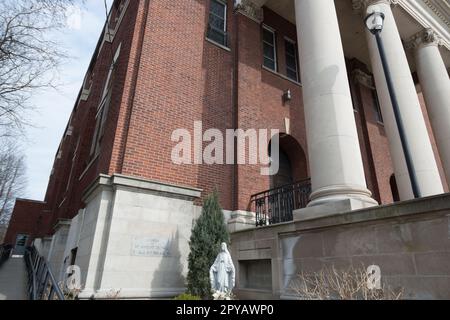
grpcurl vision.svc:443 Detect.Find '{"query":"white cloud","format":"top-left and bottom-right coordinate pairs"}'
top-left (66, 5), bottom-right (83, 30)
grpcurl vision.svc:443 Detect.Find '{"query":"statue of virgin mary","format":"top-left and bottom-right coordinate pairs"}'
top-left (210, 243), bottom-right (235, 293)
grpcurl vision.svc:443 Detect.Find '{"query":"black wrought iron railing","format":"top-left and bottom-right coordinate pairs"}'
top-left (0, 244), bottom-right (12, 267)
top-left (251, 179), bottom-right (312, 227)
top-left (25, 246), bottom-right (64, 300)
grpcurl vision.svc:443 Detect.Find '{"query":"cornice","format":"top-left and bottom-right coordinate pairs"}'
top-left (394, 0), bottom-right (450, 50)
top-left (234, 0), bottom-right (264, 23)
top-left (421, 0), bottom-right (450, 29)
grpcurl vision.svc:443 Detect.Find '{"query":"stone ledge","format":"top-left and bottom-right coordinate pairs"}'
top-left (82, 174), bottom-right (202, 203)
top-left (228, 211), bottom-right (256, 233)
top-left (78, 287), bottom-right (186, 300)
top-left (293, 193), bottom-right (450, 232)
top-left (52, 219), bottom-right (72, 232)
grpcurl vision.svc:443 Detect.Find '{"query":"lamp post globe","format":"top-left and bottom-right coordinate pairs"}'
top-left (364, 7), bottom-right (385, 34)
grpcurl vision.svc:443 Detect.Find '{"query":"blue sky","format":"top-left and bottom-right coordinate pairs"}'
top-left (24, 0), bottom-right (113, 200)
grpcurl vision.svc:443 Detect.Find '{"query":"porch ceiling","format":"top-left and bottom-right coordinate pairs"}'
top-left (262, 0), bottom-right (450, 71)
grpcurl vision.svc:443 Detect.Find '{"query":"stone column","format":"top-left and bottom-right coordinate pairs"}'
top-left (410, 29), bottom-right (450, 187)
top-left (294, 0), bottom-right (377, 209)
top-left (363, 0), bottom-right (444, 200)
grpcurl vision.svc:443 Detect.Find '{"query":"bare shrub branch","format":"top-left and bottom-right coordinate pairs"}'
top-left (290, 265), bottom-right (404, 300)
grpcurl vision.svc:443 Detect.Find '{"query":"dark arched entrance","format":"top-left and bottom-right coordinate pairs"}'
top-left (270, 147), bottom-right (293, 189)
top-left (268, 134), bottom-right (308, 188)
top-left (390, 174), bottom-right (400, 202)
top-left (254, 134), bottom-right (311, 226)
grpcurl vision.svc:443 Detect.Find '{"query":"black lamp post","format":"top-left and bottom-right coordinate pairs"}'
top-left (365, 8), bottom-right (421, 199)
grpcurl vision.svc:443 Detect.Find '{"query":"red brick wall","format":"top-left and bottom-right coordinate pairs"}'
top-left (234, 8), bottom-right (308, 211)
top-left (115, 0), bottom-right (234, 208)
top-left (4, 200), bottom-right (51, 246)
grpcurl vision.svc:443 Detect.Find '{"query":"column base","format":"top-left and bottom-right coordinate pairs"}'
top-left (308, 184), bottom-right (378, 208)
top-left (294, 197), bottom-right (378, 222)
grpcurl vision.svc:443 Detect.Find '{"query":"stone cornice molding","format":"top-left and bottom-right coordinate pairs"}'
top-left (351, 69), bottom-right (376, 89)
top-left (352, 0), bottom-right (398, 14)
top-left (395, 0), bottom-right (450, 50)
top-left (405, 28), bottom-right (443, 50)
top-left (234, 0), bottom-right (264, 23)
top-left (422, 0), bottom-right (450, 29)
top-left (353, 0), bottom-right (450, 50)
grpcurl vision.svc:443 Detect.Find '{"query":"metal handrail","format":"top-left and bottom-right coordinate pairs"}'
top-left (25, 246), bottom-right (65, 300)
top-left (251, 179), bottom-right (312, 227)
top-left (0, 244), bottom-right (12, 267)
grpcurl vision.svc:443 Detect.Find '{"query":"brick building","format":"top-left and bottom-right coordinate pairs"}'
top-left (5, 0), bottom-right (450, 299)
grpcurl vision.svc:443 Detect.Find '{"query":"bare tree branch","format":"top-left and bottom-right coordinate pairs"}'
top-left (0, 0), bottom-right (84, 137)
top-left (0, 138), bottom-right (26, 225)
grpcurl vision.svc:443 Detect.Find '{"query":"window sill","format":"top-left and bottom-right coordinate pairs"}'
top-left (205, 37), bottom-right (231, 52)
top-left (80, 89), bottom-right (91, 101)
top-left (262, 65), bottom-right (302, 86)
top-left (79, 153), bottom-right (99, 181)
top-left (58, 197), bottom-right (67, 209)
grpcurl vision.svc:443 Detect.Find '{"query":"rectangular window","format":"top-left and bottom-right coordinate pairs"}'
top-left (372, 90), bottom-right (383, 123)
top-left (207, 0), bottom-right (227, 47)
top-left (285, 39), bottom-right (299, 82)
top-left (263, 26), bottom-right (277, 71)
top-left (349, 80), bottom-right (359, 112)
top-left (90, 44), bottom-right (121, 158)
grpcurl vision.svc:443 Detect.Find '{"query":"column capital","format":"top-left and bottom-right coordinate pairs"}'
top-left (234, 0), bottom-right (263, 23)
top-left (352, 0), bottom-right (398, 14)
top-left (405, 28), bottom-right (443, 50)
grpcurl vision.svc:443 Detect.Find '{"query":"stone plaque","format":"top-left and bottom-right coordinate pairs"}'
top-left (132, 236), bottom-right (171, 257)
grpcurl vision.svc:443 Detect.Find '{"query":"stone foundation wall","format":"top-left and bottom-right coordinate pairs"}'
top-left (230, 193), bottom-right (450, 300)
top-left (71, 174), bottom-right (202, 299)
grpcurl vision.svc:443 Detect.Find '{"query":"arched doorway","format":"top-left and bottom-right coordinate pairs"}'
top-left (254, 134), bottom-right (310, 226)
top-left (268, 134), bottom-right (308, 188)
top-left (270, 146), bottom-right (293, 189)
top-left (390, 174), bottom-right (400, 202)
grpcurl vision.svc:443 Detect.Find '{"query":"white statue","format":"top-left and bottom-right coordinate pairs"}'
top-left (210, 243), bottom-right (235, 294)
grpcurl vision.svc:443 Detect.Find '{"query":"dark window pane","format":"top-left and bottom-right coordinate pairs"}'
top-left (263, 27), bottom-right (276, 70)
top-left (285, 40), bottom-right (298, 81)
top-left (285, 41), bottom-right (296, 55)
top-left (264, 44), bottom-right (275, 60)
top-left (263, 29), bottom-right (274, 44)
top-left (287, 69), bottom-right (297, 81)
top-left (286, 55), bottom-right (296, 68)
top-left (372, 90), bottom-right (383, 122)
top-left (207, 0), bottom-right (227, 46)
top-left (264, 57), bottom-right (275, 70)
top-left (208, 27), bottom-right (226, 46)
top-left (210, 0), bottom-right (225, 17)
top-left (209, 14), bottom-right (224, 30)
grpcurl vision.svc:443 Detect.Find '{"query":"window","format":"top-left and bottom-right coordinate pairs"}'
top-left (372, 89), bottom-right (383, 123)
top-left (285, 39), bottom-right (299, 82)
top-left (263, 26), bottom-right (277, 71)
top-left (90, 44), bottom-right (121, 158)
top-left (349, 80), bottom-right (359, 112)
top-left (207, 0), bottom-right (227, 47)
